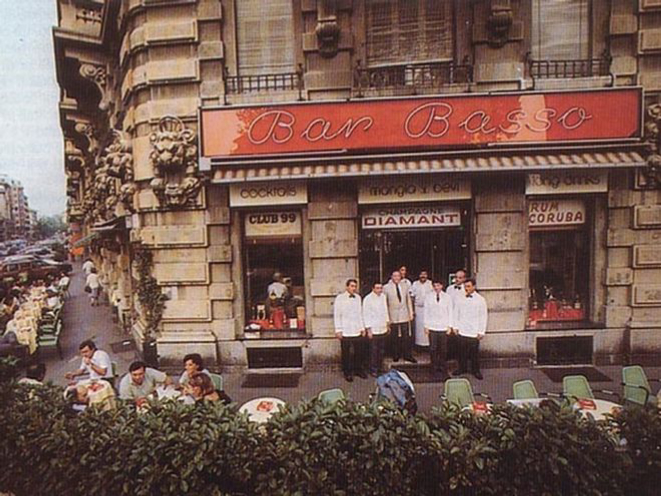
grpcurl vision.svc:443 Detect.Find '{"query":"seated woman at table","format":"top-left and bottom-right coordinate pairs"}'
top-left (188, 372), bottom-right (232, 405)
top-left (178, 353), bottom-right (210, 391)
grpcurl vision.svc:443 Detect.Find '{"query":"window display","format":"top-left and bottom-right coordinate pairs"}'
top-left (243, 212), bottom-right (305, 332)
top-left (528, 199), bottom-right (590, 326)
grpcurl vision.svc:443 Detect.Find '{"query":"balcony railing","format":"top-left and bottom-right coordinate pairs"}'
top-left (527, 52), bottom-right (613, 86)
top-left (223, 66), bottom-right (304, 103)
top-left (353, 60), bottom-right (473, 97)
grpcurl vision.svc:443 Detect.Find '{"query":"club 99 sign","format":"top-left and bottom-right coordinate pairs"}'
top-left (244, 211), bottom-right (302, 238)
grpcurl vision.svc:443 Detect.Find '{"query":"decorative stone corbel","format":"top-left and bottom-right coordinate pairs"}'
top-left (641, 102), bottom-right (661, 189)
top-left (486, 0), bottom-right (513, 48)
top-left (64, 139), bottom-right (85, 171)
top-left (74, 120), bottom-right (99, 157)
top-left (149, 116), bottom-right (203, 209)
top-left (315, 0), bottom-right (340, 58)
top-left (79, 63), bottom-right (111, 112)
top-left (102, 130), bottom-right (136, 213)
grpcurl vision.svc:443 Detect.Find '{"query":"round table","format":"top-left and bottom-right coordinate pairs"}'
top-left (239, 397), bottom-right (285, 423)
top-left (506, 398), bottom-right (549, 408)
top-left (573, 398), bottom-right (621, 421)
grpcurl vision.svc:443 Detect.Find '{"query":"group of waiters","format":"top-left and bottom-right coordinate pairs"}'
top-left (333, 267), bottom-right (488, 382)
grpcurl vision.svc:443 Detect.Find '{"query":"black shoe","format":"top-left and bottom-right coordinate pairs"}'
top-left (369, 371), bottom-right (378, 378)
top-left (345, 375), bottom-right (353, 382)
top-left (357, 371), bottom-right (368, 379)
top-left (393, 357), bottom-right (401, 362)
top-left (405, 357), bottom-right (417, 364)
top-left (453, 369), bottom-right (467, 377)
top-left (473, 371), bottom-right (483, 380)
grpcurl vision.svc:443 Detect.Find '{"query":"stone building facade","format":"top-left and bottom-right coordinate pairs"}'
top-left (54, 0), bottom-right (661, 370)
top-left (0, 175), bottom-right (32, 242)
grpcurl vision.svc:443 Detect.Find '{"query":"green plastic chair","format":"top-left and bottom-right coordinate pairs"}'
top-left (513, 380), bottom-right (539, 400)
top-left (562, 375), bottom-right (594, 401)
top-left (209, 373), bottom-right (224, 391)
top-left (623, 366), bottom-right (659, 407)
top-left (443, 378), bottom-right (475, 408)
top-left (317, 388), bottom-right (346, 404)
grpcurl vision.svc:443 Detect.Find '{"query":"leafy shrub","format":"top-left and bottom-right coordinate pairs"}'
top-left (0, 381), bottom-right (658, 496)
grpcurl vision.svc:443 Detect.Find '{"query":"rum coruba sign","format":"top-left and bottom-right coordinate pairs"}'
top-left (200, 88), bottom-right (641, 158)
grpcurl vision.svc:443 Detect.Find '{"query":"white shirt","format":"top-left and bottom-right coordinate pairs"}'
top-left (453, 291), bottom-right (488, 338)
top-left (423, 290), bottom-right (454, 332)
top-left (58, 276), bottom-right (70, 288)
top-left (410, 280), bottom-right (433, 308)
top-left (362, 291), bottom-right (390, 335)
top-left (267, 281), bottom-right (288, 298)
top-left (80, 349), bottom-right (113, 380)
top-left (447, 283), bottom-right (465, 305)
top-left (82, 260), bottom-right (95, 275)
top-left (86, 273), bottom-right (101, 289)
top-left (333, 291), bottom-right (365, 337)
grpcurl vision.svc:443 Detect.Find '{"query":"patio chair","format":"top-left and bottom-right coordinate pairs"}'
top-left (317, 388), bottom-right (346, 404)
top-left (513, 380), bottom-right (539, 400)
top-left (209, 373), bottom-right (224, 391)
top-left (562, 374), bottom-right (620, 403)
top-left (37, 319), bottom-right (62, 359)
top-left (442, 378), bottom-right (490, 409)
top-left (622, 365), bottom-right (660, 407)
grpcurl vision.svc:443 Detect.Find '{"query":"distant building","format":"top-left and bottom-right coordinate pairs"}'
top-left (53, 0), bottom-right (661, 370)
top-left (0, 174), bottom-right (32, 242)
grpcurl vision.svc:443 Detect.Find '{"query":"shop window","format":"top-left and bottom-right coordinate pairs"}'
top-left (235, 0), bottom-right (296, 76)
top-left (531, 0), bottom-right (590, 60)
top-left (243, 211), bottom-right (306, 333)
top-left (528, 199), bottom-right (590, 327)
top-left (365, 0), bottom-right (453, 66)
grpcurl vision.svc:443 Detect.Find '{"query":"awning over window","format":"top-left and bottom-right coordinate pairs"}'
top-left (91, 216), bottom-right (126, 233)
top-left (211, 150), bottom-right (645, 183)
top-left (72, 232), bottom-right (98, 248)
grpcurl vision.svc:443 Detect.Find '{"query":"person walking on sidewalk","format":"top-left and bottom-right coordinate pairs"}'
top-left (424, 280), bottom-right (453, 378)
top-left (362, 281), bottom-right (390, 377)
top-left (82, 258), bottom-right (95, 276)
top-left (333, 279), bottom-right (367, 382)
top-left (384, 270), bottom-right (415, 363)
top-left (452, 278), bottom-right (488, 380)
top-left (85, 267), bottom-right (101, 306)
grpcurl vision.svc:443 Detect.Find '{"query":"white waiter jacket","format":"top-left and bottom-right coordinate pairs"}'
top-left (423, 290), bottom-right (454, 332)
top-left (453, 291), bottom-right (488, 338)
top-left (447, 283), bottom-right (465, 305)
top-left (333, 291), bottom-right (365, 337)
top-left (362, 291), bottom-right (390, 335)
top-left (411, 280), bottom-right (433, 308)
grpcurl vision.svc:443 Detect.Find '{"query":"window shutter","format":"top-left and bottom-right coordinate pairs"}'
top-left (366, 0), bottom-right (453, 66)
top-left (236, 0), bottom-right (296, 75)
top-left (532, 0), bottom-right (590, 60)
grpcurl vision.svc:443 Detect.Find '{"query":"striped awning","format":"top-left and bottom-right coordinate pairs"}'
top-left (72, 232), bottom-right (98, 248)
top-left (211, 150), bottom-right (645, 183)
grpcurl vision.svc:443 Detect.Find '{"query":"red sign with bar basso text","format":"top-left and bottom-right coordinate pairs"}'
top-left (200, 88), bottom-right (642, 159)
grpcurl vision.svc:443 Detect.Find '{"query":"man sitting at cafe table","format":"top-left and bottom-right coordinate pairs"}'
top-left (65, 339), bottom-right (114, 384)
top-left (118, 360), bottom-right (172, 404)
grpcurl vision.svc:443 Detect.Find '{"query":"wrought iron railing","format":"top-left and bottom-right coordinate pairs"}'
top-left (527, 51), bottom-right (613, 82)
top-left (223, 66), bottom-right (304, 102)
top-left (353, 60), bottom-right (473, 96)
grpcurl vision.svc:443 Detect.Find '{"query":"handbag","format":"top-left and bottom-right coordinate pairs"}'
top-left (84, 285), bottom-right (91, 293)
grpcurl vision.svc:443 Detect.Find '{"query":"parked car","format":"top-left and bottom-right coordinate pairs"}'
top-left (0, 255), bottom-right (72, 283)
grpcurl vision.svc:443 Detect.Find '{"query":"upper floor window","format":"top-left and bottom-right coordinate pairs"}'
top-left (531, 0), bottom-right (590, 60)
top-left (236, 0), bottom-right (296, 75)
top-left (365, 0), bottom-right (453, 66)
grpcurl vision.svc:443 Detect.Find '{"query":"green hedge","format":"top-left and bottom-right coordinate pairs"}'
top-left (0, 370), bottom-right (659, 495)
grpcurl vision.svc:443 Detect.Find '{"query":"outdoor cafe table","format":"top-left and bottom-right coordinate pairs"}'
top-left (506, 398), bottom-right (548, 408)
top-left (573, 398), bottom-right (621, 421)
top-left (239, 397), bottom-right (286, 423)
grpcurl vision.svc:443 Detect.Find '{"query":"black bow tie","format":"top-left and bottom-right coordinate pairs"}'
top-left (466, 294), bottom-right (473, 298)
top-left (455, 285), bottom-right (461, 289)
top-left (349, 294), bottom-right (356, 299)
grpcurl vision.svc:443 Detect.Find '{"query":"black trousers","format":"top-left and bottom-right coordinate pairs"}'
top-left (369, 334), bottom-right (387, 374)
top-left (391, 321), bottom-right (413, 360)
top-left (458, 335), bottom-right (481, 374)
top-left (446, 333), bottom-right (459, 361)
top-left (340, 335), bottom-right (368, 376)
top-left (428, 331), bottom-right (448, 372)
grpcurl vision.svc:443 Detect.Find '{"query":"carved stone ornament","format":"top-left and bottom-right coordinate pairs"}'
top-left (149, 116), bottom-right (203, 208)
top-left (84, 130), bottom-right (136, 223)
top-left (316, 0), bottom-right (340, 58)
top-left (79, 63), bottom-right (111, 112)
top-left (486, 1), bottom-right (513, 48)
top-left (65, 139), bottom-right (85, 171)
top-left (642, 102), bottom-right (661, 189)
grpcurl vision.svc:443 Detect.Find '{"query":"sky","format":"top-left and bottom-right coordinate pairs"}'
top-left (0, 1), bottom-right (64, 217)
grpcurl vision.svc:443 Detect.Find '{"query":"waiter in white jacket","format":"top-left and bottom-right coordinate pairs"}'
top-left (446, 269), bottom-right (467, 361)
top-left (362, 282), bottom-right (390, 376)
top-left (423, 280), bottom-right (453, 377)
top-left (452, 277), bottom-right (488, 380)
top-left (334, 279), bottom-right (367, 382)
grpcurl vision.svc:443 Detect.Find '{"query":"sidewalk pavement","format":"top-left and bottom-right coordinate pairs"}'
top-left (42, 266), bottom-right (661, 412)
